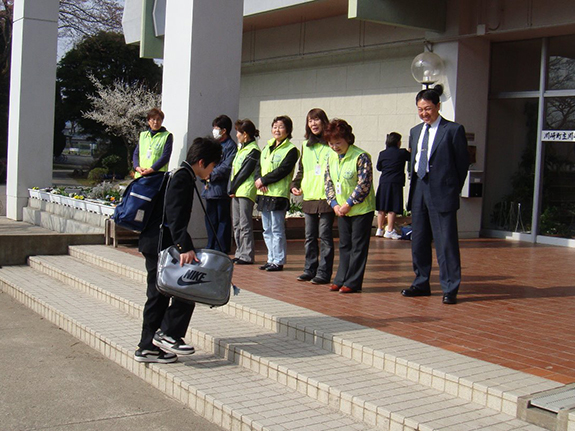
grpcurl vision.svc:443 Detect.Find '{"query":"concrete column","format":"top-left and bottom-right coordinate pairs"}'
top-left (433, 39), bottom-right (490, 238)
top-left (6, 0), bottom-right (59, 220)
top-left (161, 0), bottom-right (244, 241)
top-left (162, 0), bottom-right (244, 165)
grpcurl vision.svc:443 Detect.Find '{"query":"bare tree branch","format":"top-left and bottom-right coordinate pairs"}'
top-left (58, 0), bottom-right (123, 41)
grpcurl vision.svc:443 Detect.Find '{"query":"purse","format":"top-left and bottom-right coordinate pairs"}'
top-left (155, 164), bottom-right (234, 306)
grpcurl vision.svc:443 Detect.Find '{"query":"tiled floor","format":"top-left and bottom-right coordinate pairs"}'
top-left (122, 236), bottom-right (575, 384)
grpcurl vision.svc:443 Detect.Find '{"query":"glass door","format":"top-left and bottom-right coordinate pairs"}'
top-left (484, 35), bottom-right (575, 244)
top-left (540, 36), bottom-right (575, 239)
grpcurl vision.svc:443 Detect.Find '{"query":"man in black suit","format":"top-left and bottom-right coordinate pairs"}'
top-left (401, 89), bottom-right (469, 304)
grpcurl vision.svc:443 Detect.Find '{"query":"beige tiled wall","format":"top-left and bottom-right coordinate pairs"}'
top-left (239, 56), bottom-right (421, 187)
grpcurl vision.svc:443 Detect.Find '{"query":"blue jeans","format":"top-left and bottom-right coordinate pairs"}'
top-left (261, 210), bottom-right (287, 265)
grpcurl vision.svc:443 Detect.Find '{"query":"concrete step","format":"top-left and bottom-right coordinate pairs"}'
top-left (17, 249), bottom-right (553, 430)
top-left (67, 245), bottom-right (564, 417)
top-left (0, 265), bottom-right (378, 431)
top-left (23, 198), bottom-right (107, 234)
top-left (0, 218), bottom-right (103, 266)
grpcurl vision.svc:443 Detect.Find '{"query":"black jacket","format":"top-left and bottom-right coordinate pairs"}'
top-left (376, 146), bottom-right (410, 185)
top-left (139, 162), bottom-right (197, 255)
top-left (407, 117), bottom-right (469, 212)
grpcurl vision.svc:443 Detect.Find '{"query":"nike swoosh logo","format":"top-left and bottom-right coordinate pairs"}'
top-left (176, 277), bottom-right (211, 286)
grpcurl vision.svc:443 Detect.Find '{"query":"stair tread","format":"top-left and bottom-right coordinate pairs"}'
top-left (67, 246), bottom-right (561, 399)
top-left (20, 255), bottom-right (548, 430)
top-left (0, 265), bottom-right (378, 431)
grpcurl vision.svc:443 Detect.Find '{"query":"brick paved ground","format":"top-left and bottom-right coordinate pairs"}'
top-left (121, 236), bottom-right (575, 384)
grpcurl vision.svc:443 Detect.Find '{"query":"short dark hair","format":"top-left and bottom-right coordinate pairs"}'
top-left (186, 137), bottom-right (222, 166)
top-left (272, 115), bottom-right (293, 139)
top-left (385, 132), bottom-right (402, 148)
top-left (415, 89), bottom-right (440, 105)
top-left (324, 119), bottom-right (355, 145)
top-left (305, 108), bottom-right (329, 139)
top-left (147, 108), bottom-right (164, 120)
top-left (212, 115), bottom-right (233, 135)
top-left (235, 119), bottom-right (260, 142)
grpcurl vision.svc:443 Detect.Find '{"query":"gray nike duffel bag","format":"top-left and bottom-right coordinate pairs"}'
top-left (156, 246), bottom-right (234, 307)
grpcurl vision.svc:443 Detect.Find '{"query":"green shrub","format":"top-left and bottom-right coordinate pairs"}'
top-left (87, 167), bottom-right (108, 185)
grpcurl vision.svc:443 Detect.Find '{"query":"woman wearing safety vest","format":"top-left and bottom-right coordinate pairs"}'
top-left (255, 116), bottom-right (299, 272)
top-left (133, 108), bottom-right (173, 178)
top-left (290, 108), bottom-right (334, 285)
top-left (324, 119), bottom-right (375, 294)
top-left (228, 119), bottom-right (261, 265)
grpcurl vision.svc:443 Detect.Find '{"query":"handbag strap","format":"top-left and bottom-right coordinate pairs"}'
top-left (158, 162), bottom-right (223, 254)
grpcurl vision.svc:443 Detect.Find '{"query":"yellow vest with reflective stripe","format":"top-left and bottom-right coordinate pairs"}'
top-left (327, 145), bottom-right (375, 217)
top-left (300, 140), bottom-right (330, 201)
top-left (135, 130), bottom-right (170, 178)
top-left (257, 138), bottom-right (297, 199)
top-left (231, 141), bottom-right (260, 202)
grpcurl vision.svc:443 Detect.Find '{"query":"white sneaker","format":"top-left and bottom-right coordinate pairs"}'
top-left (375, 228), bottom-right (384, 237)
top-left (383, 230), bottom-right (401, 240)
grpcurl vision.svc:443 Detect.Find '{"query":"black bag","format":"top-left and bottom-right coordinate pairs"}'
top-left (112, 172), bottom-right (167, 232)
top-left (155, 163), bottom-right (234, 307)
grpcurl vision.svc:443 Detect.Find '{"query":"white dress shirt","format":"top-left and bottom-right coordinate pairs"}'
top-left (414, 116), bottom-right (441, 176)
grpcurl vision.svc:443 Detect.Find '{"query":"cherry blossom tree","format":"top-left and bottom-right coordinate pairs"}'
top-left (83, 75), bottom-right (161, 169)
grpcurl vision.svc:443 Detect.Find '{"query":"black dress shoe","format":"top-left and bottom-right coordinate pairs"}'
top-left (442, 294), bottom-right (457, 305)
top-left (259, 262), bottom-right (271, 270)
top-left (297, 273), bottom-right (313, 281)
top-left (311, 277), bottom-right (329, 285)
top-left (235, 259), bottom-right (253, 265)
top-left (266, 264), bottom-right (283, 272)
top-left (401, 286), bottom-right (431, 297)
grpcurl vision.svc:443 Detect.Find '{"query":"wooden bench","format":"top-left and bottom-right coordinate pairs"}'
top-left (104, 218), bottom-right (140, 247)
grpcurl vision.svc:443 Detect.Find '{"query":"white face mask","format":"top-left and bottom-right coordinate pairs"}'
top-left (212, 128), bottom-right (222, 140)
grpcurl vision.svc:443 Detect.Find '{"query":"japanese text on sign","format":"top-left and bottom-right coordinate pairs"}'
top-left (541, 130), bottom-right (575, 142)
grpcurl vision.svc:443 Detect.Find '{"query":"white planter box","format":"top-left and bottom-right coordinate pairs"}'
top-left (38, 190), bottom-right (51, 201)
top-left (28, 189), bottom-right (41, 199)
top-left (85, 200), bottom-right (102, 214)
top-left (101, 205), bottom-right (115, 217)
top-left (49, 193), bottom-right (63, 204)
top-left (72, 199), bottom-right (87, 211)
top-left (60, 196), bottom-right (75, 207)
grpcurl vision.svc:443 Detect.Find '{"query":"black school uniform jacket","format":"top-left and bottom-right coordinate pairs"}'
top-left (139, 162), bottom-right (196, 255)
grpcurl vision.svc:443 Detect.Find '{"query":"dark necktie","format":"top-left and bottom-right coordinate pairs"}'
top-left (417, 124), bottom-right (430, 179)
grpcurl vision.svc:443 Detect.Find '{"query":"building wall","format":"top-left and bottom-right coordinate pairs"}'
top-left (239, 14), bottom-right (425, 217)
top-left (239, 51), bottom-right (421, 163)
top-left (235, 0), bottom-right (575, 239)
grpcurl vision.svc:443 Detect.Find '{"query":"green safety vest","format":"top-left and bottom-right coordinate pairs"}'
top-left (300, 140), bottom-right (330, 201)
top-left (231, 141), bottom-right (260, 202)
top-left (135, 130), bottom-right (170, 178)
top-left (257, 138), bottom-right (297, 199)
top-left (327, 144), bottom-right (375, 217)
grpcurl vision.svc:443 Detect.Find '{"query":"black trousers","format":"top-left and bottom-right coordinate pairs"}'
top-left (410, 177), bottom-right (461, 296)
top-left (138, 252), bottom-right (195, 350)
top-left (205, 198), bottom-right (232, 253)
top-left (303, 212), bottom-right (335, 280)
top-left (333, 211), bottom-right (374, 290)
